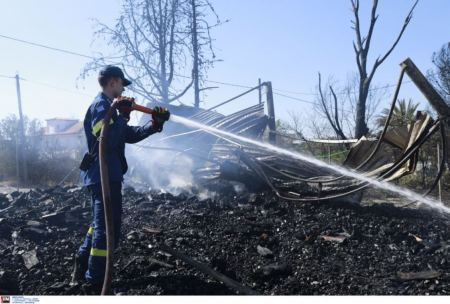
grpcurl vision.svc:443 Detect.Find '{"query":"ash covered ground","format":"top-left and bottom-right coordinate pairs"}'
top-left (1, 184), bottom-right (450, 295)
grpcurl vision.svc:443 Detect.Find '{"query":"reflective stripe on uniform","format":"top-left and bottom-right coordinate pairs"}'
top-left (92, 119), bottom-right (114, 136)
top-left (90, 248), bottom-right (107, 257)
top-left (87, 226), bottom-right (94, 236)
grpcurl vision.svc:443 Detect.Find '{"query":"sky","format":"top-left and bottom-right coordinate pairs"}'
top-left (0, 0), bottom-right (449, 131)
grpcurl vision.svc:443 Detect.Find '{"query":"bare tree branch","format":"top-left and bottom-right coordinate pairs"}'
top-left (82, 0), bottom-right (199, 104)
top-left (350, 0), bottom-right (418, 138)
top-left (329, 85), bottom-right (347, 140)
top-left (317, 73), bottom-right (347, 140)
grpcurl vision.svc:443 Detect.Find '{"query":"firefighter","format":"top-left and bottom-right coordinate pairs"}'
top-left (71, 65), bottom-right (170, 293)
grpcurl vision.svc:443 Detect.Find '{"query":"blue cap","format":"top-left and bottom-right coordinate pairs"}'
top-left (98, 65), bottom-right (132, 86)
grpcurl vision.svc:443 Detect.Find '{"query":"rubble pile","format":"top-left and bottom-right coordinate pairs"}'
top-left (1, 185), bottom-right (450, 295)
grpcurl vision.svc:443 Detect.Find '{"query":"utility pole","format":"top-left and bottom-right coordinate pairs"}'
top-left (265, 82), bottom-right (276, 144)
top-left (15, 74), bottom-right (28, 185)
top-left (191, 0), bottom-right (200, 108)
top-left (258, 78), bottom-right (262, 104)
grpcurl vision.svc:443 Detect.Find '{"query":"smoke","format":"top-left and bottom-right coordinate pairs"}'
top-left (125, 107), bottom-right (255, 199)
top-left (197, 189), bottom-right (218, 201)
top-left (126, 142), bottom-right (196, 195)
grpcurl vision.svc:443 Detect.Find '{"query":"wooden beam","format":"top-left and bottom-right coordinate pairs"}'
top-left (401, 58), bottom-right (450, 118)
top-left (159, 244), bottom-right (259, 295)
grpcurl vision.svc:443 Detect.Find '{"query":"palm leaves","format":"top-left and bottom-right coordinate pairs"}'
top-left (376, 98), bottom-right (419, 129)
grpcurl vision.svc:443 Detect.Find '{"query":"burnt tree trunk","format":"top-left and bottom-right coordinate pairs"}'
top-left (191, 0), bottom-right (200, 108)
top-left (158, 0), bottom-right (169, 103)
top-left (355, 79), bottom-right (370, 138)
top-left (351, 0), bottom-right (417, 138)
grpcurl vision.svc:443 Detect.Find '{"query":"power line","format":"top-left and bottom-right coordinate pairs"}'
top-left (0, 74), bottom-right (14, 79)
top-left (20, 77), bottom-right (94, 97)
top-left (1, 71), bottom-right (96, 97)
top-left (1, 70), bottom-right (418, 114)
top-left (273, 92), bottom-right (317, 105)
top-left (201, 78), bottom-right (253, 89)
top-left (153, 70), bottom-right (255, 89)
top-left (272, 88), bottom-right (317, 96)
top-left (272, 79), bottom-right (416, 97)
top-left (0, 32), bottom-right (257, 90)
top-left (273, 91), bottom-right (354, 114)
top-left (0, 33), bottom-right (121, 60)
top-left (0, 33), bottom-right (307, 93)
top-left (0, 33), bottom-right (441, 103)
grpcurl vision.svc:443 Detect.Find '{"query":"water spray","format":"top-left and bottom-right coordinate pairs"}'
top-left (170, 114), bottom-right (450, 215)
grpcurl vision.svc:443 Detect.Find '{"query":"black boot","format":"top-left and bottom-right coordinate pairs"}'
top-left (70, 254), bottom-right (88, 286)
top-left (81, 282), bottom-right (103, 295)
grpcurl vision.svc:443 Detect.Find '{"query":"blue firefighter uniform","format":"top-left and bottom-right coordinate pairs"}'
top-left (77, 92), bottom-right (157, 284)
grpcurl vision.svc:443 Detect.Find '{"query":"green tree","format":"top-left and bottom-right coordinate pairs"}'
top-left (429, 42), bottom-right (450, 103)
top-left (0, 115), bottom-right (44, 183)
top-left (376, 98), bottom-right (419, 129)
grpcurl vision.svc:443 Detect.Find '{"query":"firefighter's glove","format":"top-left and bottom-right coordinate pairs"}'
top-left (152, 106), bottom-right (170, 132)
top-left (117, 96), bottom-right (135, 122)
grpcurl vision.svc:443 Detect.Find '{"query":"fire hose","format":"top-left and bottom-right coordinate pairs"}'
top-left (98, 99), bottom-right (158, 295)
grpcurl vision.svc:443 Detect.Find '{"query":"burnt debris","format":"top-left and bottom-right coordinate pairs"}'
top-left (0, 185), bottom-right (450, 295)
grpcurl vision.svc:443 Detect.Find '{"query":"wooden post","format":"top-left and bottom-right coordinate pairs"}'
top-left (159, 244), bottom-right (259, 295)
top-left (15, 74), bottom-right (28, 185)
top-left (401, 58), bottom-right (450, 172)
top-left (265, 82), bottom-right (276, 144)
top-left (401, 58), bottom-right (450, 118)
top-left (258, 78), bottom-right (262, 104)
